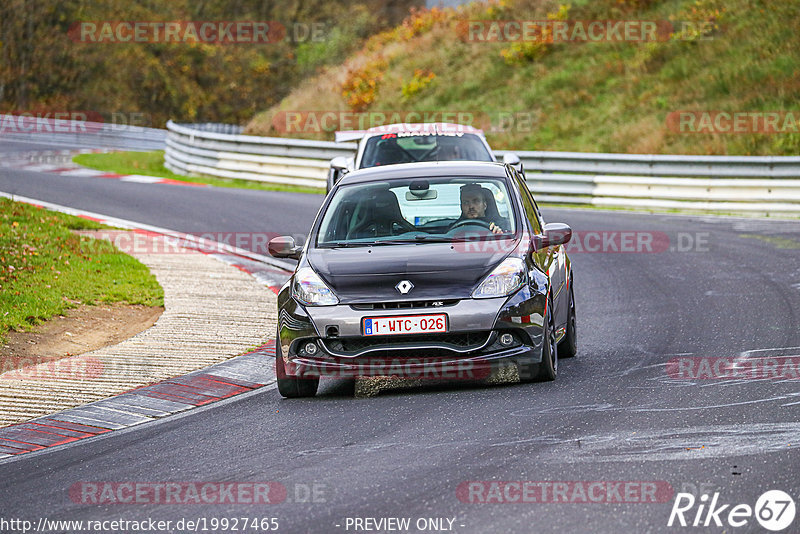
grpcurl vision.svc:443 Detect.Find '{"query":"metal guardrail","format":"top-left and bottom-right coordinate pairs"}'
top-left (165, 121), bottom-right (354, 188)
top-left (165, 121), bottom-right (800, 214)
top-left (0, 114), bottom-right (166, 151)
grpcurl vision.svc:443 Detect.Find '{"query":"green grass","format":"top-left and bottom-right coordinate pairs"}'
top-left (73, 151), bottom-right (324, 195)
top-left (738, 234), bottom-right (800, 248)
top-left (245, 0), bottom-right (800, 156)
top-left (0, 199), bottom-right (164, 342)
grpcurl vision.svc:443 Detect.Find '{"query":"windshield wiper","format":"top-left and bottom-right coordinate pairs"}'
top-left (368, 238), bottom-right (447, 245)
top-left (319, 241), bottom-right (377, 248)
top-left (411, 235), bottom-right (455, 242)
top-left (422, 233), bottom-right (516, 243)
top-left (365, 237), bottom-right (453, 244)
top-left (319, 237), bottom-right (451, 247)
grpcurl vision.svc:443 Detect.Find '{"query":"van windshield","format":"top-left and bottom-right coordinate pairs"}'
top-left (316, 176), bottom-right (517, 247)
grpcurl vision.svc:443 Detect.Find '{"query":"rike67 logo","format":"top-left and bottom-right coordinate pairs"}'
top-left (668, 490), bottom-right (795, 531)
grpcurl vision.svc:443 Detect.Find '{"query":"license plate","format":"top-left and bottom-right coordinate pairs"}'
top-left (362, 314), bottom-right (447, 336)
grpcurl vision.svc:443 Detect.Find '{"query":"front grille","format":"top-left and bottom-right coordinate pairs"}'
top-left (321, 331), bottom-right (492, 357)
top-left (350, 300), bottom-right (459, 310)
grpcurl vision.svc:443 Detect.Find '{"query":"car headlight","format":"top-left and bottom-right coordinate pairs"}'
top-left (292, 267), bottom-right (339, 306)
top-left (472, 257), bottom-right (525, 298)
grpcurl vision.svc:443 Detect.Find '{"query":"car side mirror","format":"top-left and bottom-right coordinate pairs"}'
top-left (534, 223), bottom-right (572, 250)
top-left (330, 156), bottom-right (349, 171)
top-left (328, 156), bottom-right (352, 192)
top-left (503, 152), bottom-right (523, 173)
top-left (268, 236), bottom-right (303, 260)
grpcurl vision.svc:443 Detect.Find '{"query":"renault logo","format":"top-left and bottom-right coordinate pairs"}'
top-left (395, 280), bottom-right (414, 294)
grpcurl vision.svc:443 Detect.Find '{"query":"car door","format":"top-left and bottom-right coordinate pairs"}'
top-left (512, 170), bottom-right (567, 328)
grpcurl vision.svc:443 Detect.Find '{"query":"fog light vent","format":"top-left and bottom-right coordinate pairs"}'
top-left (499, 333), bottom-right (514, 346)
top-left (304, 342), bottom-right (318, 356)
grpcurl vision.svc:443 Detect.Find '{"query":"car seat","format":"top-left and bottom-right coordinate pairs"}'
top-left (481, 187), bottom-right (510, 231)
top-left (346, 189), bottom-right (415, 239)
top-left (373, 138), bottom-right (412, 166)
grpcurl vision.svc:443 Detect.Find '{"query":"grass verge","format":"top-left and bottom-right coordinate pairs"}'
top-left (73, 151), bottom-right (325, 195)
top-left (0, 198), bottom-right (164, 342)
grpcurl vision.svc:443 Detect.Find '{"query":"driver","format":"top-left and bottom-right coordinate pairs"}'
top-left (453, 183), bottom-right (504, 234)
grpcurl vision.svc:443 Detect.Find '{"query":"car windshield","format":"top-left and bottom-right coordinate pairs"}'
top-left (316, 176), bottom-right (517, 247)
top-left (359, 133), bottom-right (493, 169)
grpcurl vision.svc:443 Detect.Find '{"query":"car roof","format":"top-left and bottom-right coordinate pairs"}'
top-left (336, 161), bottom-right (512, 186)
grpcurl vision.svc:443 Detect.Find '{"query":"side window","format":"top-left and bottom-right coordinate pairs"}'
top-left (513, 173), bottom-right (543, 234)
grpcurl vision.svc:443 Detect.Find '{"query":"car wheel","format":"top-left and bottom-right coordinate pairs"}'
top-left (558, 279), bottom-right (577, 358)
top-left (534, 295), bottom-right (558, 381)
top-left (518, 295), bottom-right (558, 382)
top-left (276, 338), bottom-right (319, 398)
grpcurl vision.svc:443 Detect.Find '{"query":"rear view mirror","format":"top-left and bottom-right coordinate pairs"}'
top-left (405, 190), bottom-right (438, 201)
top-left (406, 179), bottom-right (438, 200)
top-left (268, 236), bottom-right (303, 260)
top-left (534, 223), bottom-right (572, 250)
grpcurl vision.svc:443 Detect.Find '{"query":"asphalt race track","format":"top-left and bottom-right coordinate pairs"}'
top-left (1, 138), bottom-right (799, 533)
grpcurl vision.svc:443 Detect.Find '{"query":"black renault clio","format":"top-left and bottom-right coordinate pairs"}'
top-left (269, 161), bottom-right (576, 398)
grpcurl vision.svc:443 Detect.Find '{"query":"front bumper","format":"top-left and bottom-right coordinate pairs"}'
top-left (276, 287), bottom-right (547, 379)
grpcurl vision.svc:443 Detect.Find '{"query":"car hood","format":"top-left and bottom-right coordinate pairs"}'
top-left (306, 241), bottom-right (514, 302)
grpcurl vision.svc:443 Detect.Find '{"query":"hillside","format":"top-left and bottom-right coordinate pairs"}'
top-left (245, 0), bottom-right (800, 155)
top-left (0, 0), bottom-right (418, 126)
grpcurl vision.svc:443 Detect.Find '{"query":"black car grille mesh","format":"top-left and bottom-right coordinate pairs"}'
top-left (322, 331), bottom-right (491, 356)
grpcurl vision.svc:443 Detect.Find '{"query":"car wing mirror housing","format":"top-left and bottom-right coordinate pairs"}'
top-left (503, 152), bottom-right (524, 173)
top-left (330, 156), bottom-right (350, 172)
top-left (534, 223), bottom-right (572, 250)
top-left (268, 236), bottom-right (303, 260)
top-left (328, 156), bottom-right (353, 192)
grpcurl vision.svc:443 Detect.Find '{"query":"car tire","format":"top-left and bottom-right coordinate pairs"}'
top-left (518, 295), bottom-right (558, 382)
top-left (276, 339), bottom-right (319, 398)
top-left (533, 295), bottom-right (558, 381)
top-left (558, 279), bottom-right (577, 358)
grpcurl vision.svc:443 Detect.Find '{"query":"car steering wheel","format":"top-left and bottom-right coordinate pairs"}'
top-left (449, 218), bottom-right (494, 231)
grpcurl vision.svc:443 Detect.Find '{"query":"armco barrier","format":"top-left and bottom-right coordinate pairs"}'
top-left (0, 114), bottom-right (165, 151)
top-left (163, 121), bottom-right (800, 214)
top-left (165, 121), bottom-right (354, 188)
